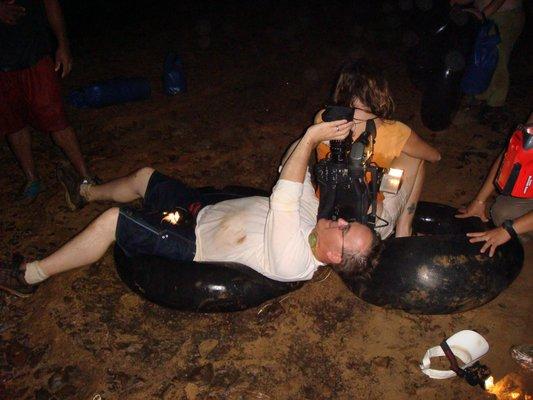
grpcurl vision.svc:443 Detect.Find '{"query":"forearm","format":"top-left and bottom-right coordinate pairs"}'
top-left (480, 0), bottom-right (506, 17)
top-left (279, 133), bottom-right (316, 183)
top-left (510, 211), bottom-right (533, 235)
top-left (475, 153), bottom-right (502, 202)
top-left (403, 133), bottom-right (441, 163)
top-left (44, 0), bottom-right (69, 47)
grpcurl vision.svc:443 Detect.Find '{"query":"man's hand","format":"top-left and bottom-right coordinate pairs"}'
top-left (467, 227), bottom-right (511, 257)
top-left (0, 1), bottom-right (26, 25)
top-left (304, 120), bottom-right (354, 147)
top-left (279, 120), bottom-right (353, 184)
top-left (455, 200), bottom-right (489, 221)
top-left (55, 45), bottom-right (72, 78)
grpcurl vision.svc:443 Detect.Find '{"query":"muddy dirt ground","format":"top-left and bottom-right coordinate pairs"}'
top-left (1, 1), bottom-right (532, 399)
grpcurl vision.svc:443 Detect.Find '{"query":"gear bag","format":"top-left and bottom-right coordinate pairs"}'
top-left (460, 20), bottom-right (500, 95)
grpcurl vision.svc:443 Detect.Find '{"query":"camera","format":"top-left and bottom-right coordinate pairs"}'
top-left (315, 106), bottom-right (401, 228)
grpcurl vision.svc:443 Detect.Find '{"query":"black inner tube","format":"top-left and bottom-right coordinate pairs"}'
top-left (345, 201), bottom-right (524, 314)
top-left (114, 199), bottom-right (523, 314)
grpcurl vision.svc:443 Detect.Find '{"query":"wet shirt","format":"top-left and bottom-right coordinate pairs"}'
top-left (0, 0), bottom-right (51, 71)
top-left (194, 170), bottom-right (323, 282)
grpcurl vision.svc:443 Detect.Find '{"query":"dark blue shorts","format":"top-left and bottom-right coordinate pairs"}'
top-left (115, 171), bottom-right (256, 261)
top-left (116, 171), bottom-right (201, 261)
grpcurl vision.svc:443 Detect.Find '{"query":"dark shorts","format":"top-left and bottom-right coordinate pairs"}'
top-left (116, 171), bottom-right (252, 261)
top-left (0, 56), bottom-right (69, 136)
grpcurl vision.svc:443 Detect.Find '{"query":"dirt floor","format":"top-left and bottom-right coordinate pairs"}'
top-left (1, 1), bottom-right (532, 399)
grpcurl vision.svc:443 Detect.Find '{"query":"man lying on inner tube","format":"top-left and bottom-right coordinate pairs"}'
top-left (0, 120), bottom-right (383, 297)
top-left (457, 112), bottom-right (533, 256)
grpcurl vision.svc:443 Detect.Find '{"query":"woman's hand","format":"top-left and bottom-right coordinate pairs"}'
top-left (305, 120), bottom-right (354, 147)
top-left (455, 200), bottom-right (489, 221)
top-left (467, 227), bottom-right (511, 257)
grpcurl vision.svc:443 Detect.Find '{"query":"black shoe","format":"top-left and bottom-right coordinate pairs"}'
top-left (0, 257), bottom-right (36, 297)
top-left (56, 163), bottom-right (86, 211)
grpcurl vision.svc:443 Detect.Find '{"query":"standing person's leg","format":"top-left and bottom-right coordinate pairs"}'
top-left (51, 127), bottom-right (90, 178)
top-left (483, 9), bottom-right (525, 108)
top-left (1, 65), bottom-right (44, 200)
top-left (29, 57), bottom-right (93, 179)
top-left (6, 127), bottom-right (38, 182)
top-left (477, 9), bottom-right (525, 128)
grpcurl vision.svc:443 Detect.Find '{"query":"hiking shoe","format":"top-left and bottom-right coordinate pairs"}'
top-left (0, 258), bottom-right (36, 297)
top-left (510, 344), bottom-right (533, 372)
top-left (21, 180), bottom-right (44, 203)
top-left (56, 164), bottom-right (86, 211)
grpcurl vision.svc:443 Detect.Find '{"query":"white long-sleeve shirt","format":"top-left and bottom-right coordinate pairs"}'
top-left (194, 170), bottom-right (323, 281)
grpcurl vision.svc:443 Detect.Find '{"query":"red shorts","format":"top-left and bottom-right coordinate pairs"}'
top-left (0, 56), bottom-right (69, 136)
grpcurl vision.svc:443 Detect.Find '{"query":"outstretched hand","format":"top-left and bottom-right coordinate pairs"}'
top-left (0, 1), bottom-right (25, 25)
top-left (467, 227), bottom-right (511, 257)
top-left (305, 120), bottom-right (354, 146)
top-left (455, 200), bottom-right (489, 222)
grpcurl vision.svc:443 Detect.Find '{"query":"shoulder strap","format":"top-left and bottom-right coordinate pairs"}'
top-left (364, 118), bottom-right (377, 145)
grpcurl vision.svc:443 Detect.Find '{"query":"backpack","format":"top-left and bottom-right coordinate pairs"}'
top-left (460, 20), bottom-right (500, 95)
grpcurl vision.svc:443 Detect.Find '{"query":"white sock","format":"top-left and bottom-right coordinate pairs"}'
top-left (24, 261), bottom-right (49, 285)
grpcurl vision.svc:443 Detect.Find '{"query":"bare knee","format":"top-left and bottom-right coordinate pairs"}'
top-left (133, 167), bottom-right (155, 197)
top-left (136, 167), bottom-right (155, 180)
top-left (93, 207), bottom-right (120, 239)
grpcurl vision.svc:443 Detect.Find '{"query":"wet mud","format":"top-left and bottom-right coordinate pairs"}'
top-left (1, 1), bottom-right (532, 399)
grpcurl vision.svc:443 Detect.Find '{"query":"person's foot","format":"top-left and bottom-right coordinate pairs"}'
top-left (21, 180), bottom-right (44, 203)
top-left (56, 163), bottom-right (88, 211)
top-left (0, 257), bottom-right (36, 297)
top-left (510, 344), bottom-right (533, 372)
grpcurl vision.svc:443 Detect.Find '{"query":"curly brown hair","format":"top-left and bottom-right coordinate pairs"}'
top-left (332, 59), bottom-right (394, 119)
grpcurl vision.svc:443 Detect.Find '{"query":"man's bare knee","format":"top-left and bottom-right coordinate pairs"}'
top-left (133, 167), bottom-right (155, 196)
top-left (93, 207), bottom-right (120, 239)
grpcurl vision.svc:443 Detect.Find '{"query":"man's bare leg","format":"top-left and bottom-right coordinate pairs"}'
top-left (389, 153), bottom-right (425, 237)
top-left (29, 167), bottom-right (155, 279)
top-left (51, 127), bottom-right (91, 179)
top-left (83, 167), bottom-right (155, 203)
top-left (6, 127), bottom-right (38, 182)
top-left (35, 207), bottom-right (119, 278)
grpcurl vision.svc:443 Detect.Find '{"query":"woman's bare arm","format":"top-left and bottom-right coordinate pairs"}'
top-left (401, 132), bottom-right (441, 162)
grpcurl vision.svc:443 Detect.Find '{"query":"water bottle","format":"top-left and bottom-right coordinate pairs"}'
top-left (68, 77), bottom-right (151, 108)
top-left (163, 54), bottom-right (187, 95)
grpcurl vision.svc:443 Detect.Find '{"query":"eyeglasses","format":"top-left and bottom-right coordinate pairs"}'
top-left (340, 223), bottom-right (351, 259)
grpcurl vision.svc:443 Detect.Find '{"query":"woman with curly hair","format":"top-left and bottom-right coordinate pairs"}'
top-left (315, 59), bottom-right (441, 239)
